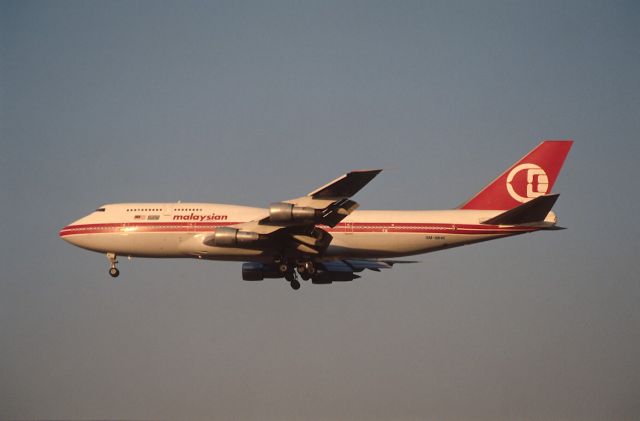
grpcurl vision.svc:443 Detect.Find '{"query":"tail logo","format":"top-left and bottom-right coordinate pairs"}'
top-left (506, 163), bottom-right (549, 203)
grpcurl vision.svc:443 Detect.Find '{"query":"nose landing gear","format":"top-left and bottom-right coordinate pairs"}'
top-left (107, 252), bottom-right (119, 278)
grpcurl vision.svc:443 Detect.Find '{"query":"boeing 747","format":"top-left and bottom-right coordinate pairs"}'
top-left (60, 140), bottom-right (573, 290)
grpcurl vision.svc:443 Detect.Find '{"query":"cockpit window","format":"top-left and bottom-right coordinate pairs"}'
top-left (95, 208), bottom-right (106, 212)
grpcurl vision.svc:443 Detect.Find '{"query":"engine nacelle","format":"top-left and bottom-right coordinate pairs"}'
top-left (269, 202), bottom-right (318, 222)
top-left (242, 262), bottom-right (284, 281)
top-left (208, 227), bottom-right (260, 247)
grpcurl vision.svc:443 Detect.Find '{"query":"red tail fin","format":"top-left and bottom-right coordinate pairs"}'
top-left (459, 140), bottom-right (573, 210)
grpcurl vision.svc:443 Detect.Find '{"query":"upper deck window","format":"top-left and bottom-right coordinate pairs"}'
top-left (95, 208), bottom-right (106, 212)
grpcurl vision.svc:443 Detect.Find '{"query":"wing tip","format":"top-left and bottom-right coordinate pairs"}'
top-left (308, 169), bottom-right (383, 198)
top-left (349, 168), bottom-right (383, 174)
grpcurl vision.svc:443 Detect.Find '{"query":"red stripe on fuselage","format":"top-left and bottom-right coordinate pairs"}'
top-left (59, 221), bottom-right (538, 237)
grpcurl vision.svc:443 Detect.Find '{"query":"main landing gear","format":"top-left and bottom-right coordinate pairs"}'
top-left (107, 252), bottom-right (119, 278)
top-left (275, 258), bottom-right (299, 290)
top-left (297, 261), bottom-right (315, 280)
top-left (285, 271), bottom-right (301, 290)
top-left (276, 257), bottom-right (316, 290)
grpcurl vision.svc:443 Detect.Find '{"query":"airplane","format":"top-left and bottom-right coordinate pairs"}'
top-left (60, 140), bottom-right (573, 290)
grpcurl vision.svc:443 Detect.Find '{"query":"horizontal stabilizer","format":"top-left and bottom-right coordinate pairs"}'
top-left (482, 194), bottom-right (559, 225)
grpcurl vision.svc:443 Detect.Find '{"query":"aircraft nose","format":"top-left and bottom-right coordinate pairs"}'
top-left (59, 217), bottom-right (85, 245)
top-left (59, 224), bottom-right (75, 244)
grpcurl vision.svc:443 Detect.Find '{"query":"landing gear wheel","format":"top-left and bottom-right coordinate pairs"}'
top-left (284, 271), bottom-right (300, 290)
top-left (278, 263), bottom-right (288, 273)
top-left (106, 252), bottom-right (119, 278)
top-left (304, 261), bottom-right (316, 275)
top-left (297, 261), bottom-right (315, 280)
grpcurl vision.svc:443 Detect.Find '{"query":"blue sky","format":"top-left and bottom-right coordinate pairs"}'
top-left (1, 1), bottom-right (639, 419)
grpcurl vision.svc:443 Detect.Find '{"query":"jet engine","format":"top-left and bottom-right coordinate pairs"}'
top-left (205, 227), bottom-right (261, 247)
top-left (269, 202), bottom-right (319, 222)
top-left (242, 262), bottom-right (284, 281)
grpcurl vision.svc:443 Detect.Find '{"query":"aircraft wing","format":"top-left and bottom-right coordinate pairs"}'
top-left (278, 169), bottom-right (382, 226)
top-left (310, 259), bottom-right (417, 283)
top-left (298, 169), bottom-right (382, 202)
top-left (321, 259), bottom-right (417, 272)
top-left (203, 169), bottom-right (382, 255)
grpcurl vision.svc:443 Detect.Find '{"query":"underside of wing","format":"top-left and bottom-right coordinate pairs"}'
top-left (322, 259), bottom-right (417, 272)
top-left (310, 259), bottom-right (417, 284)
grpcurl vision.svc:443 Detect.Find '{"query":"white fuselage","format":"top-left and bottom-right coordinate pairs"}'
top-left (60, 203), bottom-right (550, 261)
